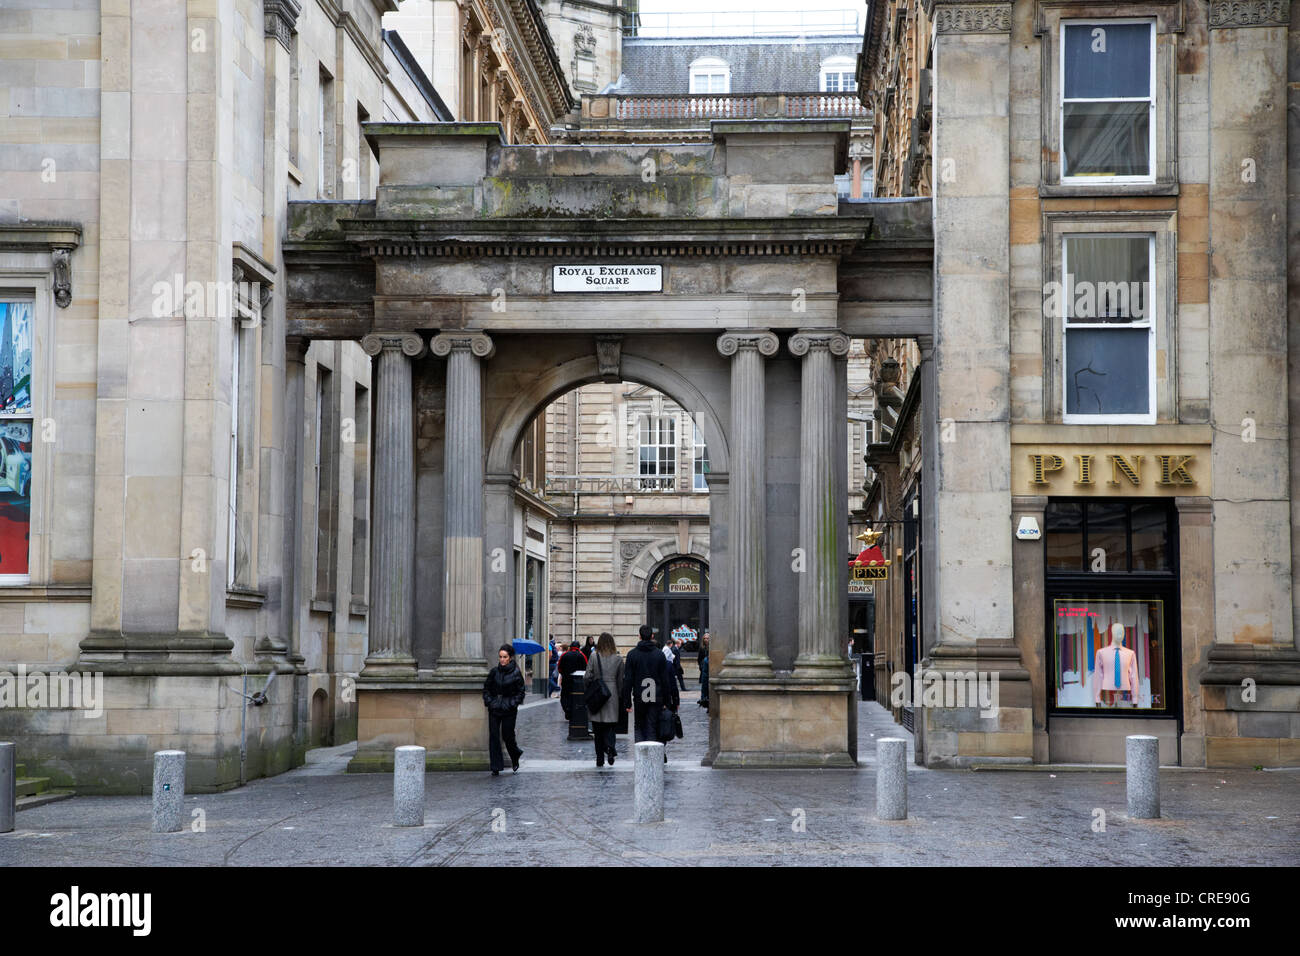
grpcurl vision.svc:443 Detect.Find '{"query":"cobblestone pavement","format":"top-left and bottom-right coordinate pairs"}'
top-left (2, 697), bottom-right (1296, 867)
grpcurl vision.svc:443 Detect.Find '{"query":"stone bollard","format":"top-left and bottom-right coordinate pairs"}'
top-left (876, 737), bottom-right (907, 821)
top-left (0, 742), bottom-right (15, 834)
top-left (151, 750), bottom-right (186, 833)
top-left (634, 741), bottom-right (664, 823)
top-left (1126, 734), bottom-right (1160, 819)
top-left (393, 745), bottom-right (426, 827)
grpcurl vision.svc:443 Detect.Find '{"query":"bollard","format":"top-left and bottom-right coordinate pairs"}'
top-left (0, 742), bottom-right (15, 834)
top-left (634, 741), bottom-right (664, 823)
top-left (393, 745), bottom-right (426, 827)
top-left (151, 750), bottom-right (186, 833)
top-left (876, 737), bottom-right (907, 821)
top-left (1126, 734), bottom-right (1160, 819)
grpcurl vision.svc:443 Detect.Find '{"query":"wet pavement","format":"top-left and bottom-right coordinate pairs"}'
top-left (2, 694), bottom-right (1296, 867)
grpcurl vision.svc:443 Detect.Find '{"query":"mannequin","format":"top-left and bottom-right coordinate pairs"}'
top-left (1093, 622), bottom-right (1139, 705)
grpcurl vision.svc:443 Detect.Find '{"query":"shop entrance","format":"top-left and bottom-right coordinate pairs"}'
top-left (646, 557), bottom-right (709, 651)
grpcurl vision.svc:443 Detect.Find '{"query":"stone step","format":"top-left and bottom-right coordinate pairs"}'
top-left (16, 777), bottom-right (50, 798)
top-left (17, 790), bottom-right (74, 812)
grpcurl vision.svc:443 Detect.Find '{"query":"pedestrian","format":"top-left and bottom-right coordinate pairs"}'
top-left (697, 631), bottom-right (710, 708)
top-left (482, 644), bottom-right (525, 776)
top-left (671, 639), bottom-right (686, 691)
top-left (621, 624), bottom-right (679, 763)
top-left (588, 631), bottom-right (624, 768)
top-left (558, 640), bottom-right (587, 720)
top-left (583, 635), bottom-right (597, 661)
top-left (547, 638), bottom-right (560, 698)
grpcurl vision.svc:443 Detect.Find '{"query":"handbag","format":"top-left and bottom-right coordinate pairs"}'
top-left (583, 654), bottom-right (612, 713)
top-left (672, 712), bottom-right (684, 740)
top-left (656, 706), bottom-right (676, 743)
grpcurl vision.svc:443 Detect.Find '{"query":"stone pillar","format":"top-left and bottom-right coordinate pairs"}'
top-left (790, 330), bottom-right (852, 675)
top-left (280, 336), bottom-right (309, 665)
top-left (715, 331), bottom-right (778, 675)
top-left (483, 473), bottom-right (516, 653)
top-left (358, 333), bottom-right (426, 678)
top-left (1176, 496), bottom-right (1213, 768)
top-left (431, 331), bottom-right (494, 678)
top-left (1011, 495), bottom-right (1049, 763)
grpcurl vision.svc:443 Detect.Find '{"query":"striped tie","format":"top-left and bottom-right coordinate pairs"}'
top-left (1113, 648), bottom-right (1121, 689)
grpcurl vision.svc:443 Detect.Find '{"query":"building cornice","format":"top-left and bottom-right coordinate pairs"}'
top-left (924, 0), bottom-right (1013, 34)
top-left (1208, 0), bottom-right (1289, 26)
top-left (264, 0), bottom-right (302, 51)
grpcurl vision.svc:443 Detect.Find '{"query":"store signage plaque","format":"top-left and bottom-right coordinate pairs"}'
top-left (553, 264), bottom-right (662, 292)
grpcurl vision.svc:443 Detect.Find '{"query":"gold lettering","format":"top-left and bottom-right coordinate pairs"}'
top-left (1107, 454), bottom-right (1143, 487)
top-left (1074, 454), bottom-right (1094, 486)
top-left (1156, 454), bottom-right (1196, 486)
top-left (1029, 454), bottom-right (1065, 485)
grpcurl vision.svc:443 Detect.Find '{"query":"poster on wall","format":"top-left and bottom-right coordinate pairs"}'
top-left (1052, 598), bottom-right (1166, 710)
top-left (0, 301), bottom-right (33, 577)
top-left (0, 301), bottom-right (32, 415)
top-left (0, 419), bottom-right (32, 575)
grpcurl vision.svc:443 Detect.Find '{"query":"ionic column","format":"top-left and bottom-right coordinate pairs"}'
top-left (790, 330), bottom-right (852, 674)
top-left (358, 332), bottom-right (426, 678)
top-left (431, 331), bottom-right (495, 678)
top-left (716, 330), bottom-right (778, 675)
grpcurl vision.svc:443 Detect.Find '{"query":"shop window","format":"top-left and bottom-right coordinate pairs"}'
top-left (1045, 499), bottom-right (1173, 574)
top-left (0, 298), bottom-right (33, 582)
top-left (1050, 597), bottom-right (1169, 711)
top-left (1060, 21), bottom-right (1154, 181)
top-left (638, 414), bottom-right (676, 491)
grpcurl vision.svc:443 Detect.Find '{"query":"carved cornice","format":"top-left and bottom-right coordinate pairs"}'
top-left (263, 0), bottom-right (301, 51)
top-left (717, 331), bottom-right (779, 358)
top-left (430, 331), bottom-right (495, 359)
top-left (361, 332), bottom-right (427, 359)
top-left (1208, 0), bottom-right (1289, 26)
top-left (929, 1), bottom-right (1012, 33)
top-left (789, 329), bottom-right (850, 356)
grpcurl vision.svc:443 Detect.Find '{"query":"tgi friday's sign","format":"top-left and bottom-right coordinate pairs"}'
top-left (553, 264), bottom-right (662, 292)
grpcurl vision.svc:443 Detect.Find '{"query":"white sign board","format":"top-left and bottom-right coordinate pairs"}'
top-left (553, 264), bottom-right (662, 292)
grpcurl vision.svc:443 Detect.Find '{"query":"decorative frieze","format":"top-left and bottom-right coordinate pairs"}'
top-left (1208, 0), bottom-right (1289, 26)
top-left (263, 0), bottom-right (302, 52)
top-left (931, 1), bottom-right (1012, 34)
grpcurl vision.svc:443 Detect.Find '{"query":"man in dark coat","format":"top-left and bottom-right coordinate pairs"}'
top-left (671, 639), bottom-right (686, 691)
top-left (620, 624), bottom-right (680, 748)
top-left (558, 640), bottom-right (588, 720)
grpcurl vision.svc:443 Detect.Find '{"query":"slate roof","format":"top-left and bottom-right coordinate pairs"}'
top-left (613, 35), bottom-right (861, 95)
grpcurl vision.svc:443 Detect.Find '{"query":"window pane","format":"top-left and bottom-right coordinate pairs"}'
top-left (1045, 501), bottom-right (1083, 570)
top-left (0, 420), bottom-right (32, 575)
top-left (1063, 101), bottom-right (1150, 177)
top-left (1130, 501), bottom-right (1169, 571)
top-left (1086, 501), bottom-right (1128, 572)
top-left (1064, 235), bottom-right (1151, 321)
top-left (1063, 23), bottom-right (1150, 99)
top-left (0, 301), bottom-right (32, 415)
top-left (1065, 327), bottom-right (1150, 416)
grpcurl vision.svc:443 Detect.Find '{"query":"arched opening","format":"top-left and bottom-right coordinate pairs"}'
top-left (645, 556), bottom-right (709, 650)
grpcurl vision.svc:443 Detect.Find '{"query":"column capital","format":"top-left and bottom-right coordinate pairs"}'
top-left (361, 332), bottom-right (427, 359)
top-left (430, 330), bottom-right (495, 360)
top-left (788, 329), bottom-right (850, 357)
top-left (286, 335), bottom-right (310, 364)
top-left (717, 330), bottom-right (778, 358)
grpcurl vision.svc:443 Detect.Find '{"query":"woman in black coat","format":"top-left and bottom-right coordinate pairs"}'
top-left (483, 644), bottom-right (526, 775)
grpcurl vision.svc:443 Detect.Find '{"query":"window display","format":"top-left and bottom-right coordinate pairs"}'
top-left (0, 300), bottom-right (32, 578)
top-left (1052, 597), bottom-right (1165, 710)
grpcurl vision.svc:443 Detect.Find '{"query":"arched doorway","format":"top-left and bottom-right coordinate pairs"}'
top-left (646, 557), bottom-right (709, 651)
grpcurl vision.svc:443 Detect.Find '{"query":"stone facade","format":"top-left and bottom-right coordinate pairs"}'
top-left (862, 0), bottom-right (1300, 767)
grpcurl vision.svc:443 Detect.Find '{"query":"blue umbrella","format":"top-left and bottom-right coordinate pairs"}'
top-left (512, 639), bottom-right (545, 655)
